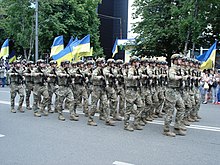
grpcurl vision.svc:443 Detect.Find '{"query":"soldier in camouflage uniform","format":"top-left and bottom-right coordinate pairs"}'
top-left (115, 59), bottom-right (126, 117)
top-left (8, 60), bottom-right (25, 113)
top-left (163, 54), bottom-right (186, 137)
top-left (124, 56), bottom-right (144, 131)
top-left (103, 59), bottom-right (122, 121)
top-left (88, 58), bottom-right (115, 126)
top-left (32, 59), bottom-right (50, 117)
top-left (23, 61), bottom-right (34, 110)
top-left (46, 60), bottom-right (58, 113)
top-left (139, 57), bottom-right (153, 125)
top-left (84, 60), bottom-right (94, 96)
top-left (56, 60), bottom-right (75, 121)
top-left (69, 60), bottom-right (88, 119)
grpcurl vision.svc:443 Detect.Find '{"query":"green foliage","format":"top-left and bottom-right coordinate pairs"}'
top-left (133, 0), bottom-right (220, 60)
top-left (0, 0), bottom-right (103, 59)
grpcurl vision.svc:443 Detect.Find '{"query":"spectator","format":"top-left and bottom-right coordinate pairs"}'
top-left (210, 70), bottom-right (218, 104)
top-left (201, 69), bottom-right (209, 104)
top-left (0, 64), bottom-right (6, 87)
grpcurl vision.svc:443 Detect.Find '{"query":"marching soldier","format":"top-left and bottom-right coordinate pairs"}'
top-left (56, 60), bottom-right (75, 121)
top-left (115, 59), bottom-right (126, 117)
top-left (88, 58), bottom-right (115, 126)
top-left (8, 60), bottom-right (25, 113)
top-left (47, 60), bottom-right (58, 113)
top-left (124, 56), bottom-right (144, 131)
top-left (163, 54), bottom-right (186, 137)
top-left (32, 59), bottom-right (49, 117)
top-left (103, 59), bottom-right (122, 121)
top-left (23, 61), bottom-right (34, 110)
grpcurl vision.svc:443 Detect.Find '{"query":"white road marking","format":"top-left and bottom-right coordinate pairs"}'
top-left (1, 100), bottom-right (220, 132)
top-left (0, 91), bottom-right (10, 93)
top-left (113, 161), bottom-right (134, 165)
top-left (0, 134), bottom-right (5, 138)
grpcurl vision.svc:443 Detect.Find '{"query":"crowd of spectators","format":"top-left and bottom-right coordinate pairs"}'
top-left (200, 69), bottom-right (220, 104)
top-left (0, 59), bottom-right (10, 87)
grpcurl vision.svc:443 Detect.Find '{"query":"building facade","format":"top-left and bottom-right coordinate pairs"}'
top-left (98, 0), bottom-right (128, 59)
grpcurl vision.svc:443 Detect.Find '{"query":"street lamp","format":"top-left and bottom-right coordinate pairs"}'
top-left (35, 0), bottom-right (38, 62)
top-left (98, 14), bottom-right (122, 39)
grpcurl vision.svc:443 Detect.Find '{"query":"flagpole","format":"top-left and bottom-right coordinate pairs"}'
top-left (35, 0), bottom-right (39, 62)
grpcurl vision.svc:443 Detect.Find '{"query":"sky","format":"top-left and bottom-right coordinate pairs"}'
top-left (127, 0), bottom-right (141, 39)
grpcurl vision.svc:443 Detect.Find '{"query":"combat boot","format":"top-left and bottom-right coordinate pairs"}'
top-left (34, 112), bottom-right (41, 117)
top-left (163, 131), bottom-right (176, 137)
top-left (11, 108), bottom-right (16, 113)
top-left (58, 114), bottom-right (65, 121)
top-left (70, 114), bottom-right (79, 121)
top-left (152, 114), bottom-right (158, 118)
top-left (146, 116), bottom-right (153, 122)
top-left (134, 124), bottom-right (143, 130)
top-left (48, 109), bottom-right (54, 113)
top-left (41, 110), bottom-right (48, 116)
top-left (192, 117), bottom-right (199, 122)
top-left (99, 115), bottom-right (105, 121)
top-left (26, 106), bottom-right (32, 110)
top-left (87, 120), bottom-right (97, 126)
top-left (188, 117), bottom-right (195, 122)
top-left (142, 118), bottom-right (148, 124)
top-left (174, 129), bottom-right (186, 136)
top-left (139, 120), bottom-right (146, 126)
top-left (113, 114), bottom-right (123, 121)
top-left (197, 115), bottom-right (202, 119)
top-left (183, 120), bottom-right (190, 126)
top-left (124, 124), bottom-right (134, 132)
top-left (18, 107), bottom-right (25, 113)
top-left (157, 113), bottom-right (164, 118)
top-left (84, 113), bottom-right (89, 117)
top-left (105, 119), bottom-right (115, 126)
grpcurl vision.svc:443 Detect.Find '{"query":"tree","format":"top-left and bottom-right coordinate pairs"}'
top-left (0, 0), bottom-right (103, 60)
top-left (132, 0), bottom-right (220, 62)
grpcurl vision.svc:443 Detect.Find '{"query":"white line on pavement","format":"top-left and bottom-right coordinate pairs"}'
top-left (113, 161), bottom-right (134, 165)
top-left (1, 100), bottom-right (220, 132)
top-left (0, 134), bottom-right (5, 138)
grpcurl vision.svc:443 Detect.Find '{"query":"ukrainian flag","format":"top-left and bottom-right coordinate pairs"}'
top-left (112, 39), bottom-right (118, 58)
top-left (52, 39), bottom-right (80, 66)
top-left (76, 34), bottom-right (90, 54)
top-left (8, 50), bottom-right (16, 63)
top-left (67, 37), bottom-right (78, 47)
top-left (0, 39), bottom-right (9, 59)
top-left (197, 41), bottom-right (217, 70)
top-left (50, 36), bottom-right (64, 57)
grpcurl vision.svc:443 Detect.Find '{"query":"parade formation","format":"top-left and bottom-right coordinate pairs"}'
top-left (8, 54), bottom-right (202, 137)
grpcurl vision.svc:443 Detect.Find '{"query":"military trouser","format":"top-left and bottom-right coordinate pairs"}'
top-left (33, 84), bottom-right (49, 113)
top-left (72, 84), bottom-right (89, 115)
top-left (106, 86), bottom-right (118, 118)
top-left (25, 83), bottom-right (33, 109)
top-left (56, 86), bottom-right (74, 115)
top-left (190, 88), bottom-right (201, 118)
top-left (181, 89), bottom-right (192, 120)
top-left (89, 86), bottom-right (110, 122)
top-left (125, 87), bottom-right (143, 127)
top-left (155, 86), bottom-right (165, 115)
top-left (48, 83), bottom-right (58, 111)
top-left (163, 88), bottom-right (185, 132)
top-left (151, 87), bottom-right (159, 117)
top-left (10, 83), bottom-right (24, 110)
top-left (117, 85), bottom-right (125, 116)
top-left (141, 87), bottom-right (153, 120)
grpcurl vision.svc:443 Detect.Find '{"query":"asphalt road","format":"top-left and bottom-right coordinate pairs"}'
top-left (0, 87), bottom-right (220, 165)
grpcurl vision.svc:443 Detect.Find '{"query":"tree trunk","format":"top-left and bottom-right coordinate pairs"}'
top-left (28, 16), bottom-right (35, 60)
top-left (184, 28), bottom-right (191, 56)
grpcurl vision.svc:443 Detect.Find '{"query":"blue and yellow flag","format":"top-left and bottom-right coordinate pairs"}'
top-left (50, 36), bottom-right (64, 57)
top-left (112, 39), bottom-right (118, 58)
top-left (8, 50), bottom-right (16, 63)
top-left (67, 37), bottom-right (78, 47)
top-left (76, 34), bottom-right (90, 54)
top-left (0, 39), bottom-right (9, 59)
top-left (52, 39), bottom-right (81, 66)
top-left (197, 41), bottom-right (217, 70)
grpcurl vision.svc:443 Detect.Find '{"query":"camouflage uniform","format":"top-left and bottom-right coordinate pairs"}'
top-left (88, 58), bottom-right (115, 126)
top-left (163, 54), bottom-right (186, 137)
top-left (32, 60), bottom-right (49, 117)
top-left (103, 59), bottom-right (122, 121)
top-left (124, 56), bottom-right (144, 131)
top-left (69, 61), bottom-right (89, 118)
top-left (55, 61), bottom-right (74, 121)
top-left (8, 60), bottom-right (25, 113)
top-left (23, 61), bottom-right (34, 110)
top-left (47, 61), bottom-right (58, 113)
